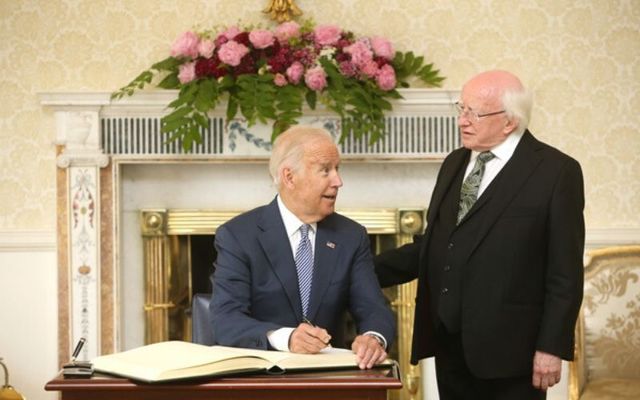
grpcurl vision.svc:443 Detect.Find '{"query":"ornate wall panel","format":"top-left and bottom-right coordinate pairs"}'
top-left (2, 0), bottom-right (640, 230)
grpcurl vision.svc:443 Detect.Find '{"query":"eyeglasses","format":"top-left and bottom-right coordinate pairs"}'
top-left (454, 101), bottom-right (506, 122)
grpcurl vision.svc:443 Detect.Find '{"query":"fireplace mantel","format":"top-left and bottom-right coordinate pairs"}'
top-left (40, 89), bottom-right (459, 400)
top-left (41, 89), bottom-right (460, 162)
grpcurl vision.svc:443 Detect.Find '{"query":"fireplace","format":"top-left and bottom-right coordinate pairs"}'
top-left (41, 88), bottom-right (460, 400)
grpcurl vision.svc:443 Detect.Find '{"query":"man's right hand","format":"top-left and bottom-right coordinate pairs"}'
top-left (289, 322), bottom-right (331, 353)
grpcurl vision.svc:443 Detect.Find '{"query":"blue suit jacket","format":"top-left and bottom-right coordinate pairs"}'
top-left (210, 197), bottom-right (396, 350)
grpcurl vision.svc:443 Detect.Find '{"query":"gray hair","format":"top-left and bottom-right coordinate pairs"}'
top-left (269, 125), bottom-right (336, 188)
top-left (502, 87), bottom-right (533, 135)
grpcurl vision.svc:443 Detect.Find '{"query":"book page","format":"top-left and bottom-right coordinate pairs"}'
top-left (221, 345), bottom-right (391, 371)
top-left (92, 341), bottom-right (267, 381)
top-left (320, 347), bottom-right (353, 354)
top-left (215, 346), bottom-right (358, 368)
top-left (92, 341), bottom-right (392, 382)
top-left (278, 349), bottom-right (359, 369)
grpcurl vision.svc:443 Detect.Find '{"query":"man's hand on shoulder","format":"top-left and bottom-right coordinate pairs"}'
top-left (351, 334), bottom-right (387, 369)
top-left (532, 350), bottom-right (562, 390)
top-left (289, 322), bottom-right (331, 354)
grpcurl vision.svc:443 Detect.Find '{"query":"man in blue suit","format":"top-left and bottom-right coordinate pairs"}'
top-left (210, 125), bottom-right (396, 369)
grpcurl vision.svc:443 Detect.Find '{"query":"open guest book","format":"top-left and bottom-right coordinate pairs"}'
top-left (92, 341), bottom-right (394, 383)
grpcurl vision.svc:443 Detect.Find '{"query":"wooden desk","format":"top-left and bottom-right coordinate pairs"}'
top-left (45, 366), bottom-right (402, 400)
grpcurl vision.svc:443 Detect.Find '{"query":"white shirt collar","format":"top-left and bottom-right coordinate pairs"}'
top-left (276, 195), bottom-right (317, 238)
top-left (470, 130), bottom-right (523, 162)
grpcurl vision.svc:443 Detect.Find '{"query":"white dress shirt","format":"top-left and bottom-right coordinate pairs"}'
top-left (267, 197), bottom-right (317, 351)
top-left (267, 196), bottom-right (387, 351)
top-left (463, 130), bottom-right (524, 197)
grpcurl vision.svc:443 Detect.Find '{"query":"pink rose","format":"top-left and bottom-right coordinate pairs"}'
top-left (178, 61), bottom-right (196, 83)
top-left (217, 40), bottom-right (250, 67)
top-left (198, 39), bottom-right (215, 58)
top-left (275, 21), bottom-right (301, 43)
top-left (286, 61), bottom-right (304, 84)
top-left (249, 29), bottom-right (275, 49)
top-left (370, 37), bottom-right (394, 60)
top-left (344, 40), bottom-right (373, 68)
top-left (304, 66), bottom-right (327, 91)
top-left (223, 26), bottom-right (241, 40)
top-left (339, 61), bottom-right (357, 77)
top-left (361, 59), bottom-right (379, 78)
top-left (274, 73), bottom-right (288, 87)
top-left (171, 31), bottom-right (200, 59)
top-left (314, 25), bottom-right (342, 46)
top-left (376, 64), bottom-right (396, 91)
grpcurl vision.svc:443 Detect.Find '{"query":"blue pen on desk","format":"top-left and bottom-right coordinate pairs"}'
top-left (71, 337), bottom-right (86, 362)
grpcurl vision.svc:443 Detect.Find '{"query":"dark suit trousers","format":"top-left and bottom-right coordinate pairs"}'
top-left (434, 325), bottom-right (546, 400)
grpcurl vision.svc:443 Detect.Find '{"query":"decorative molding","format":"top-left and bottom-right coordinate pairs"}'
top-left (40, 89), bottom-right (459, 115)
top-left (1, 228), bottom-right (635, 253)
top-left (68, 167), bottom-right (101, 361)
top-left (0, 230), bottom-right (56, 252)
top-left (585, 228), bottom-right (640, 249)
top-left (39, 91), bottom-right (112, 107)
top-left (40, 89), bottom-right (462, 161)
top-left (52, 110), bottom-right (110, 168)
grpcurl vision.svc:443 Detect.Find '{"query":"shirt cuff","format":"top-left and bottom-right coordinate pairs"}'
top-left (363, 331), bottom-right (387, 349)
top-left (267, 327), bottom-right (296, 351)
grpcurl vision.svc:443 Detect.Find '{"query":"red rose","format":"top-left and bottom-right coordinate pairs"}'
top-left (195, 57), bottom-right (227, 78)
top-left (233, 54), bottom-right (256, 76)
top-left (233, 32), bottom-right (251, 46)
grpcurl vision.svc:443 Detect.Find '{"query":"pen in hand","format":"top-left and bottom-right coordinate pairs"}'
top-left (302, 317), bottom-right (332, 347)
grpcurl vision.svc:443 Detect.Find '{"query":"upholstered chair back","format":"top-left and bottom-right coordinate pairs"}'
top-left (191, 293), bottom-right (215, 346)
top-left (569, 245), bottom-right (640, 400)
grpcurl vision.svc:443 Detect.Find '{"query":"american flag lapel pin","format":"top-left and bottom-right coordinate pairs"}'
top-left (326, 241), bottom-right (336, 249)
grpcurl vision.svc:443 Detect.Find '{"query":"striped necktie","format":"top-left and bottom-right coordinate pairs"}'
top-left (457, 151), bottom-right (495, 224)
top-left (295, 224), bottom-right (314, 317)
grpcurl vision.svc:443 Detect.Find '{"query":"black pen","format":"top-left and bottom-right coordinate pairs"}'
top-left (302, 317), bottom-right (331, 347)
top-left (71, 337), bottom-right (86, 362)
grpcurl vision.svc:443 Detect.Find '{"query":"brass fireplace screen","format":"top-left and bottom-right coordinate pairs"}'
top-left (141, 208), bottom-right (424, 400)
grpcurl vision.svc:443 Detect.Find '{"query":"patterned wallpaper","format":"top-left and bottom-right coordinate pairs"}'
top-left (0, 0), bottom-right (638, 230)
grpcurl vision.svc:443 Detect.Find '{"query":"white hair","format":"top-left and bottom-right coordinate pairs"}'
top-left (268, 126), bottom-right (336, 189)
top-left (502, 87), bottom-right (533, 135)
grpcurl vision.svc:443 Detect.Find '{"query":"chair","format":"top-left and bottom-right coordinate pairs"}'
top-left (191, 293), bottom-right (215, 345)
top-left (569, 245), bottom-right (640, 400)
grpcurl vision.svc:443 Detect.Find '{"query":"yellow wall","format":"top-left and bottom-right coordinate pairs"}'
top-left (1, 0), bottom-right (639, 230)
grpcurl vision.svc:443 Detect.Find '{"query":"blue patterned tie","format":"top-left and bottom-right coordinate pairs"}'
top-left (457, 151), bottom-right (495, 224)
top-left (295, 224), bottom-right (314, 317)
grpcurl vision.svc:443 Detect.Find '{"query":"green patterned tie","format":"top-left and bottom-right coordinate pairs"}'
top-left (457, 151), bottom-right (495, 224)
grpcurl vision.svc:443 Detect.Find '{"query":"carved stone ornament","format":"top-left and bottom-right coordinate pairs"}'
top-left (55, 111), bottom-right (109, 169)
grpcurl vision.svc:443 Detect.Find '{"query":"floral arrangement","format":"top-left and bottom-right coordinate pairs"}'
top-left (113, 20), bottom-right (444, 150)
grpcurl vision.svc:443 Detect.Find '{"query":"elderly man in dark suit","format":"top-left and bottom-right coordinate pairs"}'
top-left (210, 125), bottom-right (395, 369)
top-left (375, 70), bottom-right (584, 399)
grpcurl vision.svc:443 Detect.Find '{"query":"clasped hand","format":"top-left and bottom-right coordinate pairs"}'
top-left (289, 322), bottom-right (387, 369)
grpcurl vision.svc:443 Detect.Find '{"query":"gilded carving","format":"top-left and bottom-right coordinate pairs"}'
top-left (262, 0), bottom-right (302, 22)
